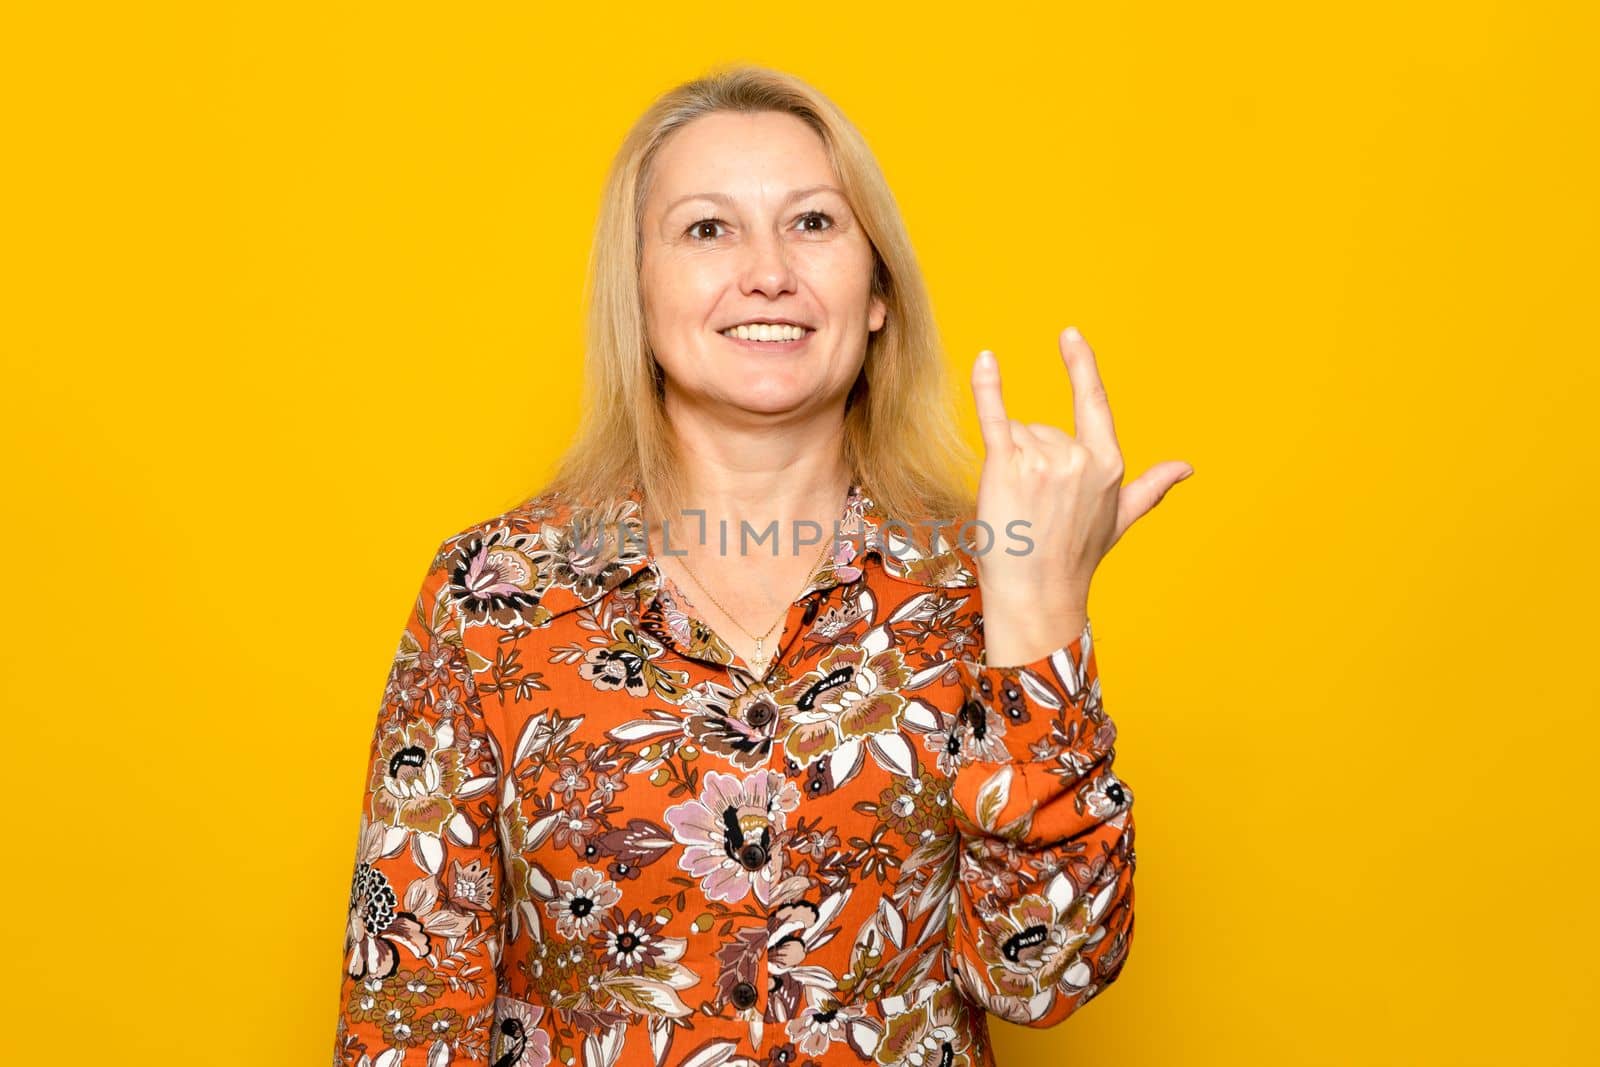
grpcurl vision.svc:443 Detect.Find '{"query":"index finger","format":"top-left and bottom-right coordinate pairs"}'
top-left (970, 349), bottom-right (1015, 458)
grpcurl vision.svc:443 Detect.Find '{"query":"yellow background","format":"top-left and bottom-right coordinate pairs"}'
top-left (5, 2), bottom-right (1595, 1063)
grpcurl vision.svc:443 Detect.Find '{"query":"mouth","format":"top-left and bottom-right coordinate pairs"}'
top-left (717, 323), bottom-right (817, 350)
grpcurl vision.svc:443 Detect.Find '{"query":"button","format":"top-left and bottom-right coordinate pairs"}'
top-left (737, 842), bottom-right (768, 870)
top-left (745, 701), bottom-right (774, 728)
top-left (731, 981), bottom-right (758, 1010)
top-left (961, 698), bottom-right (988, 741)
top-left (801, 597), bottom-right (821, 625)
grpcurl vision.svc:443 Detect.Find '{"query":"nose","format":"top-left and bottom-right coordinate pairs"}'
top-left (738, 226), bottom-right (797, 298)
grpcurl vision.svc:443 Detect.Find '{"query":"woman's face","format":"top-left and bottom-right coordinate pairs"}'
top-left (639, 110), bottom-right (887, 421)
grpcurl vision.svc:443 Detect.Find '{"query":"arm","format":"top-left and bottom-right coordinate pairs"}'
top-left (332, 537), bottom-right (506, 1065)
top-left (944, 617), bottom-right (1136, 1028)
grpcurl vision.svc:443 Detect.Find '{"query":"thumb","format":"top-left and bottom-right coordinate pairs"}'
top-left (1113, 462), bottom-right (1194, 542)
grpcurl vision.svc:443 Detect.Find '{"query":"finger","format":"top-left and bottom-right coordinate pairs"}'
top-left (1060, 327), bottom-right (1122, 457)
top-left (1111, 461), bottom-right (1194, 542)
top-left (971, 349), bottom-right (1015, 459)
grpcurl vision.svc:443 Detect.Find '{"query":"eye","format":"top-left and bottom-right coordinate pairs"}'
top-left (797, 210), bottom-right (835, 233)
top-left (686, 217), bottom-right (727, 242)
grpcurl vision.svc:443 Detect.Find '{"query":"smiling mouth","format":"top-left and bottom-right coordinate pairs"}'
top-left (717, 324), bottom-right (816, 346)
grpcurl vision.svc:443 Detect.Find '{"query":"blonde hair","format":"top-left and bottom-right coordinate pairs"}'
top-left (541, 63), bottom-right (977, 548)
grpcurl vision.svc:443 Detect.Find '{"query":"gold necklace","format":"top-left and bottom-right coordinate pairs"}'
top-left (673, 525), bottom-right (835, 677)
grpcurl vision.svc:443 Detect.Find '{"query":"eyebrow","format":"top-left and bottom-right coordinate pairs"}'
top-left (662, 184), bottom-right (845, 216)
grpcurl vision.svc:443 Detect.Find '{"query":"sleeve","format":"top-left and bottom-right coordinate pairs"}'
top-left (332, 538), bottom-right (507, 1066)
top-left (943, 617), bottom-right (1137, 1028)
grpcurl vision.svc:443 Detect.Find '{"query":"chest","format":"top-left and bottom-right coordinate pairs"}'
top-left (467, 572), bottom-right (984, 1010)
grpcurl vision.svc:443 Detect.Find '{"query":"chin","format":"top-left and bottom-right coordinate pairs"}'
top-left (728, 392), bottom-right (812, 415)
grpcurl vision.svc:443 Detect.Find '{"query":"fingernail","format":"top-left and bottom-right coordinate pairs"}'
top-left (1178, 467), bottom-right (1195, 480)
top-left (1064, 326), bottom-right (1083, 343)
top-left (977, 349), bottom-right (994, 366)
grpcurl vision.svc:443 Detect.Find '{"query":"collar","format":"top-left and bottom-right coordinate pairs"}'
top-left (487, 482), bottom-right (981, 626)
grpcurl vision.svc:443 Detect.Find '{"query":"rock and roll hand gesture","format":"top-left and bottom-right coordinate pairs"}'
top-left (969, 326), bottom-right (1194, 667)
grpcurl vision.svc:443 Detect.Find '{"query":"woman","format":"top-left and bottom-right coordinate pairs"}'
top-left (333, 65), bottom-right (1191, 1067)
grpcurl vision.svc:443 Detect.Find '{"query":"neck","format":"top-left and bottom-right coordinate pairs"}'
top-left (645, 437), bottom-right (855, 562)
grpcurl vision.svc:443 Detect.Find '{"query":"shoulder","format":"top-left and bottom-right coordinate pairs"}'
top-left (427, 488), bottom-right (649, 630)
top-left (434, 487), bottom-right (577, 556)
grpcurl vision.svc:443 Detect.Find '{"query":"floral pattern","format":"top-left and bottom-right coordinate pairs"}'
top-left (333, 485), bottom-right (1136, 1067)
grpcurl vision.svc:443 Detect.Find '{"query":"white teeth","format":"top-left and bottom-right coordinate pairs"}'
top-left (720, 323), bottom-right (808, 342)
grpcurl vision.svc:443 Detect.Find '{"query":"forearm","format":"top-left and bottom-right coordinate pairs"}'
top-left (943, 618), bottom-right (1137, 1027)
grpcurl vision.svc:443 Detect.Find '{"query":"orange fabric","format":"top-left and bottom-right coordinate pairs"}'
top-left (333, 484), bottom-right (1135, 1067)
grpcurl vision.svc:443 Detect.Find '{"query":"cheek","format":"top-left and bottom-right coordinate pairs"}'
top-left (647, 262), bottom-right (725, 328)
top-left (806, 243), bottom-right (876, 306)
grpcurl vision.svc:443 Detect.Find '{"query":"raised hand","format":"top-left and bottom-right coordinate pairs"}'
top-left (968, 326), bottom-right (1194, 667)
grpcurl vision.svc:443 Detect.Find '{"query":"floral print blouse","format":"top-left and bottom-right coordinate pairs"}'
top-left (334, 483), bottom-right (1136, 1067)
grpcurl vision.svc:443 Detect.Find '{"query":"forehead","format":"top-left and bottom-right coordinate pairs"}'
top-left (648, 110), bottom-right (837, 210)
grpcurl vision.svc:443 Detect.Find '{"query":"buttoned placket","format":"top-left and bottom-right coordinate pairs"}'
top-left (733, 590), bottom-right (826, 1050)
top-left (718, 594), bottom-right (824, 1050)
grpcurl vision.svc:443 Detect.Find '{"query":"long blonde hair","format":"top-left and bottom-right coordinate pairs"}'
top-left (542, 63), bottom-right (977, 548)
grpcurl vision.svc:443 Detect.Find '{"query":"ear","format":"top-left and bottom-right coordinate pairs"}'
top-left (868, 294), bottom-right (888, 333)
